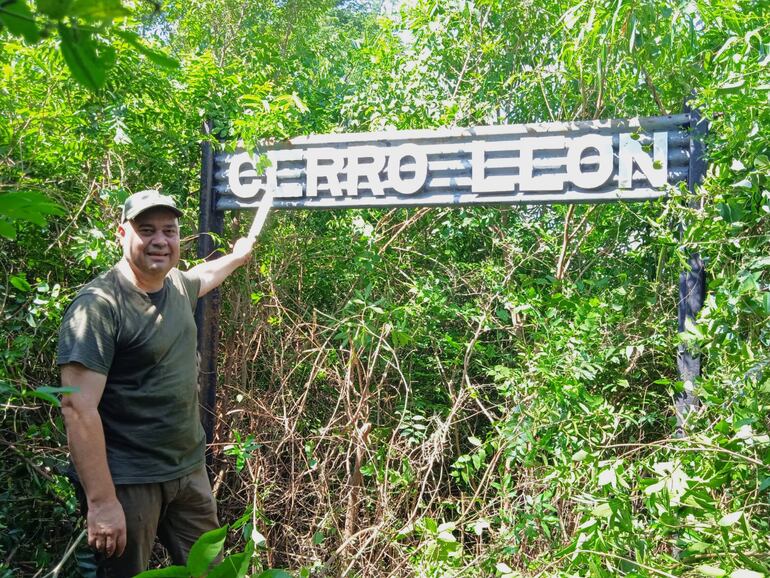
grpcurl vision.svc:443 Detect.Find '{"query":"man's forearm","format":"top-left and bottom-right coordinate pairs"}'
top-left (62, 404), bottom-right (116, 505)
top-left (190, 240), bottom-right (253, 297)
top-left (60, 364), bottom-right (126, 556)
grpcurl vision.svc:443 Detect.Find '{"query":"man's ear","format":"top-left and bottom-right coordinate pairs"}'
top-left (117, 223), bottom-right (128, 246)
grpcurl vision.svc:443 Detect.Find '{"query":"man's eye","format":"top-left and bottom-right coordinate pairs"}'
top-left (140, 228), bottom-right (154, 235)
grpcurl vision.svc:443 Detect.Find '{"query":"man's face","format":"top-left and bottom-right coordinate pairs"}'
top-left (119, 208), bottom-right (180, 279)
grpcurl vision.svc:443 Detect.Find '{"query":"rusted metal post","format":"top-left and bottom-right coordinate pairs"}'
top-left (675, 105), bottom-right (708, 435)
top-left (195, 121), bottom-right (224, 467)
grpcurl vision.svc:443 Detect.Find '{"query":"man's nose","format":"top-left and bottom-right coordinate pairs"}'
top-left (149, 231), bottom-right (168, 245)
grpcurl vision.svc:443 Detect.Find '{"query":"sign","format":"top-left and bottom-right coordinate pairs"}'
top-left (197, 109), bottom-right (708, 452)
top-left (214, 113), bottom-right (692, 211)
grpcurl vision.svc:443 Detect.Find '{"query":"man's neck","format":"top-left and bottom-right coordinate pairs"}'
top-left (117, 259), bottom-right (166, 293)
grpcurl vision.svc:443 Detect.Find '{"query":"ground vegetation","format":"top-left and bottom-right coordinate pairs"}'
top-left (1, 0), bottom-right (770, 576)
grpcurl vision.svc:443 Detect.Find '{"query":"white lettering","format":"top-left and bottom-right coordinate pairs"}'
top-left (229, 152), bottom-right (264, 199)
top-left (619, 132), bottom-right (668, 189)
top-left (306, 148), bottom-right (345, 197)
top-left (267, 149), bottom-right (303, 198)
top-left (225, 125), bottom-right (676, 204)
top-left (566, 134), bottom-right (614, 189)
top-left (346, 146), bottom-right (387, 196)
top-left (387, 144), bottom-right (428, 195)
top-left (471, 141), bottom-right (517, 194)
top-left (518, 136), bottom-right (565, 191)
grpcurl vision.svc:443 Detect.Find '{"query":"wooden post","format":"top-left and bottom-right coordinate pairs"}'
top-left (195, 121), bottom-right (224, 467)
top-left (675, 105), bottom-right (708, 435)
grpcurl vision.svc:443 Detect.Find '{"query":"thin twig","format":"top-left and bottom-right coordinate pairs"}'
top-left (38, 529), bottom-right (87, 578)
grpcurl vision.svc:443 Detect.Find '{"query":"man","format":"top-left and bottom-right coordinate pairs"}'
top-left (58, 189), bottom-right (254, 577)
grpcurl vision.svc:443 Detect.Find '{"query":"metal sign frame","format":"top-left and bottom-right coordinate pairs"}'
top-left (195, 111), bottom-right (708, 458)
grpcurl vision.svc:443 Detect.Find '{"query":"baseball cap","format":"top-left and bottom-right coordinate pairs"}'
top-left (121, 189), bottom-right (183, 222)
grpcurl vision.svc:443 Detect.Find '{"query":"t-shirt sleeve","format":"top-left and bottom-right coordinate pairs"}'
top-left (57, 293), bottom-right (116, 375)
top-left (177, 269), bottom-right (201, 311)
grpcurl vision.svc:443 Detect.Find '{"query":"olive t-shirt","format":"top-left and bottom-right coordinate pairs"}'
top-left (57, 266), bottom-right (204, 484)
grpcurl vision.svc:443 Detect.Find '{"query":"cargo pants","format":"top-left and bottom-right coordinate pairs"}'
top-left (76, 465), bottom-right (219, 578)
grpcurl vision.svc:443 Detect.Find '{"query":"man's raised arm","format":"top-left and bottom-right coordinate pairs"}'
top-left (61, 363), bottom-right (126, 558)
top-left (188, 236), bottom-right (255, 298)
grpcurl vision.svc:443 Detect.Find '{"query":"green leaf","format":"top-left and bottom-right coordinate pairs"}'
top-left (472, 519), bottom-right (490, 536)
top-left (207, 553), bottom-right (248, 578)
top-left (27, 390), bottom-right (60, 406)
top-left (27, 386), bottom-right (79, 407)
top-left (598, 467), bottom-right (616, 487)
top-left (255, 571), bottom-right (291, 578)
top-left (697, 566), bottom-right (726, 577)
top-left (718, 510), bottom-right (743, 527)
top-left (36, 0), bottom-right (73, 19)
top-left (68, 0), bottom-right (130, 21)
top-left (291, 92), bottom-right (309, 114)
top-left (395, 523), bottom-right (414, 539)
top-left (437, 531), bottom-right (456, 543)
top-left (572, 449), bottom-right (588, 461)
top-left (0, 218), bottom-right (16, 239)
top-left (186, 525), bottom-right (228, 576)
top-left (58, 23), bottom-right (107, 90)
top-left (0, 380), bottom-right (19, 395)
top-left (207, 541), bottom-right (253, 578)
top-left (0, 190), bottom-right (64, 225)
top-left (714, 36), bottom-right (739, 59)
top-left (0, 0), bottom-right (40, 43)
top-left (133, 566), bottom-right (189, 578)
top-left (312, 531), bottom-right (325, 545)
top-left (113, 29), bottom-right (179, 69)
top-left (644, 479), bottom-right (666, 495)
top-left (748, 257), bottom-right (770, 270)
top-left (592, 502), bottom-right (612, 518)
top-left (680, 317), bottom-right (705, 342)
top-left (250, 527), bottom-right (266, 548)
top-left (718, 78), bottom-right (745, 91)
top-left (730, 571), bottom-right (764, 578)
top-left (10, 275), bottom-right (32, 292)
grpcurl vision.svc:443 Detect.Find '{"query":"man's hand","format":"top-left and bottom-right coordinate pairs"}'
top-left (87, 497), bottom-right (127, 557)
top-left (231, 236), bottom-right (256, 264)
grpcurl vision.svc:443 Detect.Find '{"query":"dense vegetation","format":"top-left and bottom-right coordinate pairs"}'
top-left (2, 0), bottom-right (769, 576)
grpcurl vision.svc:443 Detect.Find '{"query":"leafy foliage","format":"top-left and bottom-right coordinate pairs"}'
top-left (133, 526), bottom-right (276, 578)
top-left (1, 0), bottom-right (769, 576)
top-left (0, 0), bottom-right (177, 90)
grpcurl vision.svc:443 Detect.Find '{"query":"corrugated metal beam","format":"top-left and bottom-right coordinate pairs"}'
top-left (214, 114), bottom-right (692, 211)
